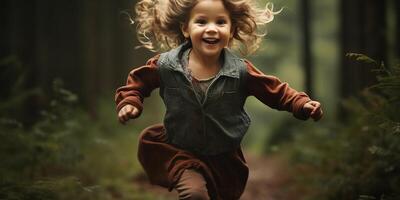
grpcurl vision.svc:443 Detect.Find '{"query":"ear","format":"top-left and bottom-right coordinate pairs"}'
top-left (181, 23), bottom-right (190, 38)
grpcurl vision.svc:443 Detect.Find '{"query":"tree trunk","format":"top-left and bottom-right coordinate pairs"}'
top-left (396, 0), bottom-right (400, 59)
top-left (339, 0), bottom-right (387, 119)
top-left (300, 0), bottom-right (313, 98)
top-left (1, 0), bottom-right (155, 121)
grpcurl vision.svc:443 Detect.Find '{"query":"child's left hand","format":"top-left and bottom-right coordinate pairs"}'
top-left (302, 101), bottom-right (323, 121)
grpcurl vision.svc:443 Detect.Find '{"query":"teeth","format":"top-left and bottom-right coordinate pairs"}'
top-left (203, 38), bottom-right (219, 44)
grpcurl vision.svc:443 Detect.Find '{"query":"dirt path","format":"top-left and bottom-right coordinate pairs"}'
top-left (132, 152), bottom-right (298, 200)
top-left (240, 153), bottom-right (297, 200)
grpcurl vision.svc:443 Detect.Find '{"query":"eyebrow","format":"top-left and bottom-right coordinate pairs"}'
top-left (193, 14), bottom-right (230, 19)
top-left (216, 15), bottom-right (229, 19)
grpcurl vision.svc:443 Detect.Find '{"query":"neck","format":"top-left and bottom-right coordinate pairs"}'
top-left (189, 49), bottom-right (222, 69)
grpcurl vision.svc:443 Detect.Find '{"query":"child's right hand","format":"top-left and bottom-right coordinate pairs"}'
top-left (118, 104), bottom-right (140, 124)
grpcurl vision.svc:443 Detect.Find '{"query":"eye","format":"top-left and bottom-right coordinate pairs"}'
top-left (195, 19), bottom-right (207, 25)
top-left (216, 19), bottom-right (227, 26)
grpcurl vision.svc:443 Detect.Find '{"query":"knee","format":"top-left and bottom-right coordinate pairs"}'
top-left (139, 124), bottom-right (166, 141)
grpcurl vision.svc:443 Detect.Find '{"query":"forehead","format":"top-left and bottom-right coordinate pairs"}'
top-left (190, 0), bottom-right (230, 18)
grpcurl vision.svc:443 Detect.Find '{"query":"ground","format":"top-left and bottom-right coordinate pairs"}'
top-left (132, 152), bottom-right (300, 200)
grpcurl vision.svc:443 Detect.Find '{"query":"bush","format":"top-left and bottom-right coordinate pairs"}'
top-left (286, 54), bottom-right (400, 200)
top-left (0, 56), bottom-right (170, 199)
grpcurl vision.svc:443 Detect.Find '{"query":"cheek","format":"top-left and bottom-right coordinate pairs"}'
top-left (223, 28), bottom-right (233, 39)
top-left (189, 27), bottom-right (203, 36)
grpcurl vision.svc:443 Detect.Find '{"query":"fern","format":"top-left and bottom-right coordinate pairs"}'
top-left (286, 54), bottom-right (400, 200)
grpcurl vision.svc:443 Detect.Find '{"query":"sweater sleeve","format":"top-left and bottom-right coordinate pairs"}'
top-left (115, 55), bottom-right (161, 116)
top-left (244, 60), bottom-right (311, 120)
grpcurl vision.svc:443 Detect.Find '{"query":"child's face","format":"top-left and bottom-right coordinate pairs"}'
top-left (181, 0), bottom-right (232, 58)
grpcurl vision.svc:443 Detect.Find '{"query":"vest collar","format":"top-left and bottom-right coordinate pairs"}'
top-left (163, 43), bottom-right (242, 79)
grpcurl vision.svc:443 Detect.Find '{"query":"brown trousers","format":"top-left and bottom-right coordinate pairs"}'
top-left (175, 169), bottom-right (210, 200)
top-left (138, 124), bottom-right (249, 200)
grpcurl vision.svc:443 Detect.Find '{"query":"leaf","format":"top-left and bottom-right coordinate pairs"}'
top-left (346, 53), bottom-right (378, 66)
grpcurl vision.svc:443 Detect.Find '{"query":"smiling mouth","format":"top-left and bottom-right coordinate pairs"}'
top-left (202, 38), bottom-right (220, 44)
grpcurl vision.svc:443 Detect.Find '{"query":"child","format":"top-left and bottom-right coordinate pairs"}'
top-left (115, 0), bottom-right (323, 199)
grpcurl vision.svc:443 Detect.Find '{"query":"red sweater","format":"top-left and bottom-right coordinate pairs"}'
top-left (115, 55), bottom-right (311, 120)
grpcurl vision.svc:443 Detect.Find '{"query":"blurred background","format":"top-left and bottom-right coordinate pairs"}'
top-left (1, 0), bottom-right (399, 199)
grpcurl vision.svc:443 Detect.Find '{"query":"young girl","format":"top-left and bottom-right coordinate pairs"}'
top-left (115, 0), bottom-right (323, 199)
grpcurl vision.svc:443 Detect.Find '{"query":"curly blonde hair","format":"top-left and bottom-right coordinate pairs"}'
top-left (135, 0), bottom-right (281, 55)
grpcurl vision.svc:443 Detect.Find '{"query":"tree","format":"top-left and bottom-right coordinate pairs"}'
top-left (300, 0), bottom-right (313, 98)
top-left (339, 0), bottom-right (387, 119)
top-left (1, 0), bottom-right (154, 120)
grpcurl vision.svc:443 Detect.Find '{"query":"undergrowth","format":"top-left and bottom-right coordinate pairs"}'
top-left (284, 54), bottom-right (400, 200)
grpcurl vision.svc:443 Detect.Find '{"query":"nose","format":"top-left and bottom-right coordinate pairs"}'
top-left (205, 23), bottom-right (217, 33)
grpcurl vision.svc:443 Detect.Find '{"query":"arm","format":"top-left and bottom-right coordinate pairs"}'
top-left (244, 60), bottom-right (313, 120)
top-left (115, 55), bottom-right (160, 123)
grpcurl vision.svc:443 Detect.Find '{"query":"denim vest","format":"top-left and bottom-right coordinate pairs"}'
top-left (157, 44), bottom-right (251, 155)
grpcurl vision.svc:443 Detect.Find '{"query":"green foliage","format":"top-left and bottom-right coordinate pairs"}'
top-left (0, 57), bottom-right (171, 199)
top-left (285, 54), bottom-right (400, 200)
top-left (0, 56), bottom-right (42, 121)
top-left (0, 78), bottom-right (100, 199)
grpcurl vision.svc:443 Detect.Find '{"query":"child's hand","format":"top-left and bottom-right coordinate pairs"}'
top-left (118, 104), bottom-right (140, 124)
top-left (302, 101), bottom-right (323, 121)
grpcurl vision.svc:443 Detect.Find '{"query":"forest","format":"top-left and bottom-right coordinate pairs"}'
top-left (1, 0), bottom-right (399, 199)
